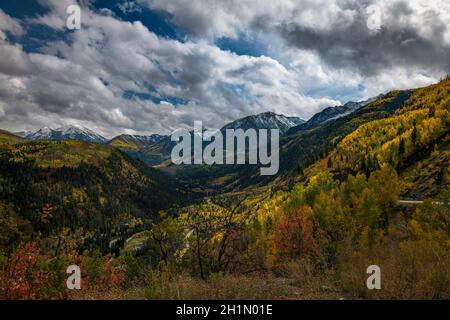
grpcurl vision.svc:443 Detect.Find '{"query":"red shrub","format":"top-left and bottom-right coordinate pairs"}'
top-left (273, 206), bottom-right (321, 260)
top-left (0, 242), bottom-right (49, 300)
top-left (80, 256), bottom-right (126, 292)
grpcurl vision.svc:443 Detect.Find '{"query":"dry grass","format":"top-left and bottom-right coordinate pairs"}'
top-left (69, 273), bottom-right (293, 300)
top-left (68, 241), bottom-right (449, 301)
top-left (339, 242), bottom-right (450, 300)
top-left (69, 264), bottom-right (347, 300)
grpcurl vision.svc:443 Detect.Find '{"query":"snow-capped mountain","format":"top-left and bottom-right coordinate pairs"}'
top-left (26, 127), bottom-right (53, 140)
top-left (26, 125), bottom-right (107, 144)
top-left (288, 95), bottom-right (383, 134)
top-left (116, 134), bottom-right (166, 145)
top-left (221, 112), bottom-right (305, 134)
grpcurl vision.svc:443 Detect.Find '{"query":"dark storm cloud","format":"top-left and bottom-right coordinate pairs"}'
top-left (278, 1), bottom-right (450, 75)
top-left (280, 23), bottom-right (450, 76)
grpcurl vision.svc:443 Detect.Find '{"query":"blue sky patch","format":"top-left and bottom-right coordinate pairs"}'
top-left (0, 0), bottom-right (49, 19)
top-left (94, 0), bottom-right (187, 40)
top-left (123, 90), bottom-right (188, 106)
top-left (216, 34), bottom-right (268, 57)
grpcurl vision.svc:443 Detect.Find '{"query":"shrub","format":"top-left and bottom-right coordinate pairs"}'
top-left (0, 242), bottom-right (49, 300)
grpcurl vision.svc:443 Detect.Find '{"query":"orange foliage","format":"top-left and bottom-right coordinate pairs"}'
top-left (272, 206), bottom-right (322, 260)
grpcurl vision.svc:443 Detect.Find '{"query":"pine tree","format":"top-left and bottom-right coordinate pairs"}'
top-left (360, 157), bottom-right (367, 174)
top-left (327, 157), bottom-right (333, 169)
top-left (399, 138), bottom-right (405, 156)
top-left (436, 166), bottom-right (446, 185)
top-left (411, 124), bottom-right (418, 144)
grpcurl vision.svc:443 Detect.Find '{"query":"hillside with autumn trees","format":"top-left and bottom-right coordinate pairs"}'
top-left (0, 139), bottom-right (189, 257)
top-left (0, 79), bottom-right (449, 300)
top-left (332, 79), bottom-right (449, 174)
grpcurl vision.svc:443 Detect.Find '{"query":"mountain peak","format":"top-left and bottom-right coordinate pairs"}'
top-left (115, 134), bottom-right (167, 145)
top-left (38, 126), bottom-right (52, 133)
top-left (222, 112), bottom-right (305, 134)
top-left (26, 125), bottom-right (107, 144)
top-left (287, 95), bottom-right (384, 134)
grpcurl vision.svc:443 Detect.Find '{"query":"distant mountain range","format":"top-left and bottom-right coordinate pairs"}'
top-left (10, 97), bottom-right (381, 147)
top-left (14, 111), bottom-right (306, 146)
top-left (103, 112), bottom-right (305, 166)
top-left (21, 125), bottom-right (108, 144)
top-left (222, 111), bottom-right (305, 134)
top-left (108, 134), bottom-right (166, 150)
top-left (1, 79), bottom-right (448, 196)
top-left (287, 95), bottom-right (382, 135)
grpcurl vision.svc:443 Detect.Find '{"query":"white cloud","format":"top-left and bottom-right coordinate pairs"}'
top-left (0, 5), bottom-right (337, 137)
top-left (139, 0), bottom-right (450, 46)
top-left (0, 9), bottom-right (24, 36)
top-left (363, 67), bottom-right (439, 99)
top-left (118, 1), bottom-right (143, 14)
top-left (0, 43), bottom-right (33, 76)
top-left (0, 0), bottom-right (448, 137)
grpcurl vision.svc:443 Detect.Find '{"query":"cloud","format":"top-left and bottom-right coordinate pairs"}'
top-left (139, 0), bottom-right (450, 76)
top-left (118, 1), bottom-right (143, 14)
top-left (0, 0), bottom-right (448, 137)
top-left (278, 0), bottom-right (450, 76)
top-left (0, 44), bottom-right (33, 76)
top-left (0, 3), bottom-right (337, 137)
top-left (138, 0), bottom-right (303, 39)
top-left (0, 9), bottom-right (24, 36)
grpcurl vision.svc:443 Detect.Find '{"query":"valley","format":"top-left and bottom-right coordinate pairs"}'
top-left (0, 78), bottom-right (449, 300)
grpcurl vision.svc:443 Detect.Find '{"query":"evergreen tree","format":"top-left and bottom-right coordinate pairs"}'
top-left (399, 138), bottom-right (405, 157)
top-left (411, 124), bottom-right (418, 144)
top-left (327, 157), bottom-right (333, 169)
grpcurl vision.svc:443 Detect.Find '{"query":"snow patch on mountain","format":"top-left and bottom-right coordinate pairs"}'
top-left (26, 125), bottom-right (107, 144)
top-left (117, 134), bottom-right (166, 145)
top-left (221, 112), bottom-right (305, 134)
top-left (289, 95), bottom-right (384, 133)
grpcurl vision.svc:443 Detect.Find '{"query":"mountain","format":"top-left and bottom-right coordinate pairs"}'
top-left (26, 125), bottom-right (107, 144)
top-left (106, 112), bottom-right (305, 168)
top-left (288, 96), bottom-right (382, 134)
top-left (189, 79), bottom-right (448, 193)
top-left (222, 111), bottom-right (305, 134)
top-left (108, 134), bottom-right (169, 166)
top-left (0, 129), bottom-right (24, 145)
top-left (168, 89), bottom-right (414, 191)
top-left (325, 79), bottom-right (449, 198)
top-left (294, 77), bottom-right (449, 202)
top-left (13, 131), bottom-right (32, 138)
top-left (108, 134), bottom-right (166, 151)
top-left (0, 137), bottom-right (190, 253)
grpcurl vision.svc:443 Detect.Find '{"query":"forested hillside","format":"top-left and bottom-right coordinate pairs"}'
top-left (176, 88), bottom-right (413, 191)
top-left (0, 130), bottom-right (24, 145)
top-left (331, 78), bottom-right (450, 174)
top-left (0, 139), bottom-right (185, 255)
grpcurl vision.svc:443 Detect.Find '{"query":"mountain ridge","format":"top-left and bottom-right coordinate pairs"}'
top-left (221, 111), bottom-right (305, 134)
top-left (287, 95), bottom-right (383, 135)
top-left (25, 125), bottom-right (108, 144)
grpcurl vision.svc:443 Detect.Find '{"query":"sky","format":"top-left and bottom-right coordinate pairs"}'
top-left (0, 0), bottom-right (449, 138)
